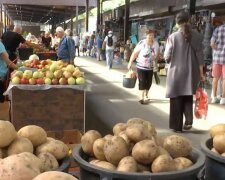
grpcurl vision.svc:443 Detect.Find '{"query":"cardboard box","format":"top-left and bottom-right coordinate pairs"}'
top-left (10, 87), bottom-right (85, 132)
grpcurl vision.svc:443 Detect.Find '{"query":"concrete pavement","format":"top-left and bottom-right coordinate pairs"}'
top-left (76, 56), bottom-right (225, 149)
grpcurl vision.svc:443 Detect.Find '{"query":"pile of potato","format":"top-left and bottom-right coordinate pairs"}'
top-left (209, 124), bottom-right (225, 156)
top-left (81, 118), bottom-right (194, 173)
top-left (0, 120), bottom-right (77, 180)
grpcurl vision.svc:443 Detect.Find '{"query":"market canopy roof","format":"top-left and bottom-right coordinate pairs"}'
top-left (0, 0), bottom-right (97, 24)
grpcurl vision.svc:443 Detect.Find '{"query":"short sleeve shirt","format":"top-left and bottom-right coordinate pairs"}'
top-left (0, 42), bottom-right (8, 79)
top-left (2, 31), bottom-right (26, 53)
top-left (211, 25), bottom-right (225, 64)
top-left (136, 40), bottom-right (159, 70)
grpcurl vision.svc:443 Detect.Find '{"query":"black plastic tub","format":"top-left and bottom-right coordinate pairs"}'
top-left (201, 138), bottom-right (225, 180)
top-left (73, 144), bottom-right (205, 180)
top-left (122, 76), bottom-right (137, 88)
top-left (57, 156), bottom-right (71, 173)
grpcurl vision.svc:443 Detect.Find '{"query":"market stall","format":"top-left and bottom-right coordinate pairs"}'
top-left (36, 51), bottom-right (58, 60)
top-left (4, 84), bottom-right (86, 133)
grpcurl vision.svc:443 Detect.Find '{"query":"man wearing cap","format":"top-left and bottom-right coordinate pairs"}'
top-left (102, 30), bottom-right (117, 69)
top-left (56, 27), bottom-right (75, 64)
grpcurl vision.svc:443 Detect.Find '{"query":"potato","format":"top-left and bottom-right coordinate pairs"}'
top-left (211, 147), bottom-right (219, 154)
top-left (119, 131), bottom-right (134, 153)
top-left (89, 159), bottom-right (101, 165)
top-left (163, 135), bottom-right (192, 158)
top-left (104, 134), bottom-right (113, 141)
top-left (33, 171), bottom-right (77, 180)
top-left (117, 156), bottom-right (137, 172)
top-left (0, 120), bottom-right (17, 148)
top-left (152, 135), bottom-right (166, 147)
top-left (36, 139), bottom-right (69, 160)
top-left (0, 154), bottom-right (40, 180)
top-left (104, 136), bottom-right (129, 165)
top-left (209, 124), bottom-right (225, 138)
top-left (113, 123), bottom-right (127, 136)
top-left (7, 137), bottom-right (33, 156)
top-left (151, 154), bottom-right (176, 173)
top-left (127, 118), bottom-right (156, 137)
top-left (18, 125), bottom-right (47, 147)
top-left (37, 152), bottom-right (59, 172)
top-left (81, 130), bottom-right (102, 156)
top-left (126, 123), bottom-right (151, 142)
top-left (132, 139), bottom-right (159, 165)
top-left (17, 152), bottom-right (42, 170)
top-left (90, 160), bottom-right (116, 171)
top-left (137, 163), bottom-right (150, 172)
top-left (213, 134), bottom-right (225, 154)
top-left (127, 117), bottom-right (145, 125)
top-left (158, 147), bottom-right (169, 156)
top-left (93, 138), bottom-right (106, 161)
top-left (174, 157), bottom-right (193, 170)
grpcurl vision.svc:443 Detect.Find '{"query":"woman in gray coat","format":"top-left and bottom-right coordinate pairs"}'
top-left (164, 11), bottom-right (205, 132)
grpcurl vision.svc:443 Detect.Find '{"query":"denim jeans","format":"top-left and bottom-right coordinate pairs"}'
top-left (106, 49), bottom-right (114, 68)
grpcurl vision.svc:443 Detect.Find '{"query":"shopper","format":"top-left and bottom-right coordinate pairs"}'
top-left (1, 25), bottom-right (43, 62)
top-left (164, 11), bottom-right (205, 132)
top-left (0, 41), bottom-right (17, 102)
top-left (127, 29), bottom-right (159, 104)
top-left (103, 31), bottom-right (117, 69)
top-left (73, 33), bottom-right (80, 57)
top-left (56, 27), bottom-right (75, 64)
top-left (210, 23), bottom-right (225, 104)
top-left (96, 31), bottom-right (103, 61)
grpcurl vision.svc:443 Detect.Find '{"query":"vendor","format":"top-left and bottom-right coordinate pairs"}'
top-left (42, 31), bottom-right (52, 49)
top-left (1, 25), bottom-right (43, 62)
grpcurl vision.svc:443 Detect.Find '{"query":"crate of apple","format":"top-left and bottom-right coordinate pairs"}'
top-left (11, 62), bottom-right (86, 86)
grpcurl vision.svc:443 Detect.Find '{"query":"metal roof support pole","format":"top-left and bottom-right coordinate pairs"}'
top-left (63, 9), bottom-right (66, 30)
top-left (97, 0), bottom-right (100, 32)
top-left (0, 4), bottom-right (2, 36)
top-left (124, 0), bottom-right (130, 42)
top-left (70, 8), bottom-right (73, 33)
top-left (4, 6), bottom-right (7, 32)
top-left (86, 0), bottom-right (89, 32)
top-left (75, 6), bottom-right (79, 35)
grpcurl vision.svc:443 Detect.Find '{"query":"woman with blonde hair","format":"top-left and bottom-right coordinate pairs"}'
top-left (128, 29), bottom-right (159, 104)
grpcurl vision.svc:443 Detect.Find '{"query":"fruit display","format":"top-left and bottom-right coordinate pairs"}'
top-left (209, 124), bottom-right (225, 156)
top-left (80, 118), bottom-right (194, 173)
top-left (11, 59), bottom-right (85, 85)
top-left (0, 120), bottom-right (74, 180)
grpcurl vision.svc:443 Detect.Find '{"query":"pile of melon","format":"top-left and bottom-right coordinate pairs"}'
top-left (0, 120), bottom-right (77, 180)
top-left (81, 118), bottom-right (194, 173)
top-left (209, 124), bottom-right (225, 156)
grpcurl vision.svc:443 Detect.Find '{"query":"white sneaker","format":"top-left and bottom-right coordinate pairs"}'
top-left (211, 97), bottom-right (219, 104)
top-left (220, 98), bottom-right (225, 105)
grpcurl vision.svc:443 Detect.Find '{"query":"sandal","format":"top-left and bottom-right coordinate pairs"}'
top-left (139, 100), bottom-right (145, 104)
top-left (183, 124), bottom-right (192, 130)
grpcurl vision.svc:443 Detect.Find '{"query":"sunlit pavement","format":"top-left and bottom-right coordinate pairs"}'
top-left (75, 56), bottom-right (225, 148)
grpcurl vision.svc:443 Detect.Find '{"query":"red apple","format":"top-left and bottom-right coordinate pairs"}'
top-left (20, 78), bottom-right (29, 84)
top-left (36, 78), bottom-right (44, 85)
top-left (51, 78), bottom-right (59, 85)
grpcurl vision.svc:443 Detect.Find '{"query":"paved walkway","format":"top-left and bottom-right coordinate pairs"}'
top-left (76, 56), bottom-right (225, 149)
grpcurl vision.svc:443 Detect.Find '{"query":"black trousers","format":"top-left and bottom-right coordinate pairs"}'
top-left (137, 68), bottom-right (153, 90)
top-left (169, 95), bottom-right (193, 131)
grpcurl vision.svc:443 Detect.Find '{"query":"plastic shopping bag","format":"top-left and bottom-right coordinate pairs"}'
top-left (194, 82), bottom-right (208, 119)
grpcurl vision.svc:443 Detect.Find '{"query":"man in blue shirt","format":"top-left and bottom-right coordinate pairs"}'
top-left (56, 27), bottom-right (75, 64)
